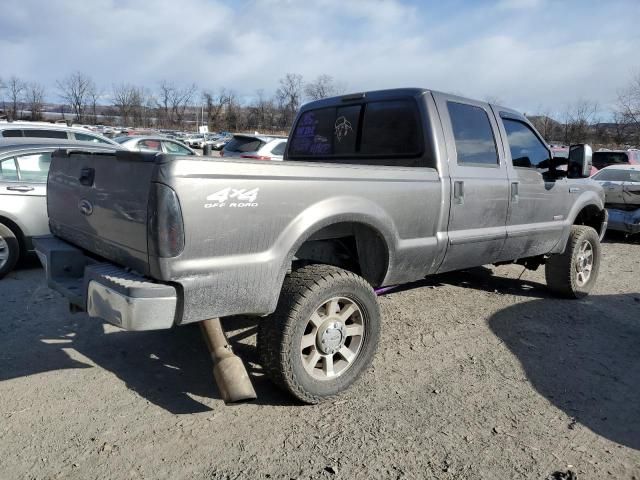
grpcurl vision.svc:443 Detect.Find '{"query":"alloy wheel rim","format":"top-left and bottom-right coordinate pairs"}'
top-left (0, 236), bottom-right (8, 270)
top-left (300, 296), bottom-right (365, 381)
top-left (575, 239), bottom-right (594, 287)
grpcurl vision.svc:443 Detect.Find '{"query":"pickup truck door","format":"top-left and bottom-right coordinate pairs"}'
top-left (432, 93), bottom-right (510, 273)
top-left (492, 111), bottom-right (570, 260)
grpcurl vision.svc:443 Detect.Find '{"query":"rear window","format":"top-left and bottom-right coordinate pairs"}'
top-left (2, 130), bottom-right (24, 137)
top-left (23, 129), bottom-right (68, 139)
top-left (225, 136), bottom-right (265, 153)
top-left (592, 152), bottom-right (629, 170)
top-left (288, 98), bottom-right (425, 167)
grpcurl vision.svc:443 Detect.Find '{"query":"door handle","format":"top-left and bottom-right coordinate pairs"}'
top-left (454, 181), bottom-right (464, 205)
top-left (79, 167), bottom-right (95, 186)
top-left (6, 185), bottom-right (34, 192)
top-left (511, 182), bottom-right (519, 204)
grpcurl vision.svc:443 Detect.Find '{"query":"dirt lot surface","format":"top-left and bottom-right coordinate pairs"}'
top-left (1, 236), bottom-right (639, 479)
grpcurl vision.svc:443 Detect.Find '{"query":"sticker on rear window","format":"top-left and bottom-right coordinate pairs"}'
top-left (334, 116), bottom-right (353, 143)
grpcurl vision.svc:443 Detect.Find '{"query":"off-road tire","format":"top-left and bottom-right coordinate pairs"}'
top-left (545, 225), bottom-right (601, 298)
top-left (0, 222), bottom-right (20, 279)
top-left (257, 264), bottom-right (380, 404)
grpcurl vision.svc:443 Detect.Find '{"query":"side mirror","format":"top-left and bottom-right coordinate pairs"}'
top-left (568, 144), bottom-right (593, 178)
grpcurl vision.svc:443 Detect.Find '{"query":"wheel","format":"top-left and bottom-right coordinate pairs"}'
top-left (0, 222), bottom-right (20, 279)
top-left (258, 264), bottom-right (381, 404)
top-left (545, 225), bottom-right (601, 298)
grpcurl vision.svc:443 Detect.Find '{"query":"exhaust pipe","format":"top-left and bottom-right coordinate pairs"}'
top-left (200, 318), bottom-right (257, 403)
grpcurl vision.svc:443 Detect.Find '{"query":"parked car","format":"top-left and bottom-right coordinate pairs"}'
top-left (591, 149), bottom-right (640, 171)
top-left (114, 136), bottom-right (197, 155)
top-left (221, 134), bottom-right (287, 160)
top-left (592, 164), bottom-right (640, 234)
top-left (35, 88), bottom-right (606, 404)
top-left (184, 134), bottom-right (205, 148)
top-left (0, 138), bottom-right (122, 278)
top-left (210, 135), bottom-right (232, 150)
top-left (0, 122), bottom-right (119, 146)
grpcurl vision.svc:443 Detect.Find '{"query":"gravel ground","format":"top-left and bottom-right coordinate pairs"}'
top-left (0, 235), bottom-right (639, 479)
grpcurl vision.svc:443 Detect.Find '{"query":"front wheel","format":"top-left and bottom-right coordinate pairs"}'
top-left (545, 225), bottom-right (601, 298)
top-left (258, 264), bottom-right (381, 404)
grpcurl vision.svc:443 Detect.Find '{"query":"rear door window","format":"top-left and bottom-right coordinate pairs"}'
top-left (501, 118), bottom-right (551, 169)
top-left (0, 158), bottom-right (19, 181)
top-left (15, 152), bottom-right (52, 182)
top-left (447, 102), bottom-right (498, 166)
top-left (138, 139), bottom-right (162, 152)
top-left (23, 129), bottom-right (68, 139)
top-left (225, 137), bottom-right (265, 153)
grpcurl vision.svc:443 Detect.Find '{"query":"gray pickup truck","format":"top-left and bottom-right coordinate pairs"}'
top-left (35, 88), bottom-right (607, 403)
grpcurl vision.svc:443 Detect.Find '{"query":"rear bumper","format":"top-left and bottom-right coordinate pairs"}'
top-left (34, 235), bottom-right (178, 331)
top-left (606, 208), bottom-right (640, 235)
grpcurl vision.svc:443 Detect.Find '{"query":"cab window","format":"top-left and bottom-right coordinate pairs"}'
top-left (501, 118), bottom-right (550, 169)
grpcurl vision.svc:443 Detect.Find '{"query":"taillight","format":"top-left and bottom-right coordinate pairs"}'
top-left (240, 154), bottom-right (271, 160)
top-left (148, 183), bottom-right (185, 258)
top-left (219, 150), bottom-right (224, 157)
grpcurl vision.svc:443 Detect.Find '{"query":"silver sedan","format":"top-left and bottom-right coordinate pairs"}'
top-left (0, 139), bottom-right (122, 278)
top-left (114, 136), bottom-right (197, 155)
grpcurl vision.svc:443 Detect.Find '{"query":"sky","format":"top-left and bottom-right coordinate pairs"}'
top-left (1, 0), bottom-right (639, 117)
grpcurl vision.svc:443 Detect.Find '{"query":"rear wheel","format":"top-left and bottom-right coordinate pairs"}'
top-left (545, 225), bottom-right (601, 298)
top-left (0, 222), bottom-right (20, 279)
top-left (258, 264), bottom-right (380, 404)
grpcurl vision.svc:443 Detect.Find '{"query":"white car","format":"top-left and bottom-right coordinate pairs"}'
top-left (0, 122), bottom-right (119, 146)
top-left (221, 134), bottom-right (287, 160)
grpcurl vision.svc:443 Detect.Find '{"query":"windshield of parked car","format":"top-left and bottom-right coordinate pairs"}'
top-left (593, 168), bottom-right (640, 182)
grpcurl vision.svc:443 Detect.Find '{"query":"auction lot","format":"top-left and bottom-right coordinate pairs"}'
top-left (0, 236), bottom-right (638, 479)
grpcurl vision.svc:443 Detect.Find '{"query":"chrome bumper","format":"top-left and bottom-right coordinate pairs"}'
top-left (34, 235), bottom-right (177, 331)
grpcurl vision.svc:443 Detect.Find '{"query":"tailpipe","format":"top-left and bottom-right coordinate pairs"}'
top-left (200, 317), bottom-right (257, 403)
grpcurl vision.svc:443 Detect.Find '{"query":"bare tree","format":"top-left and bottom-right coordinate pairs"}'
top-left (157, 81), bottom-right (197, 128)
top-left (615, 72), bottom-right (640, 145)
top-left (202, 88), bottom-right (234, 131)
top-left (561, 100), bottom-right (599, 144)
top-left (7, 76), bottom-right (26, 120)
top-left (528, 107), bottom-right (557, 142)
top-left (304, 74), bottom-right (341, 101)
top-left (87, 83), bottom-right (103, 125)
top-left (246, 89), bottom-right (277, 132)
top-left (276, 73), bottom-right (304, 128)
top-left (56, 71), bottom-right (95, 122)
top-left (25, 82), bottom-right (46, 121)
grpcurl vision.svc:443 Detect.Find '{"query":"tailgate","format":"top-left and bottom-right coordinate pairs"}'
top-left (47, 149), bottom-right (157, 275)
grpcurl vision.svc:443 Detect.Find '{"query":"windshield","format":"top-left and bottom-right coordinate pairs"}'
top-left (113, 137), bottom-right (130, 144)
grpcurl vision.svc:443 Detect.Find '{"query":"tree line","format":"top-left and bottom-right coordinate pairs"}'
top-left (1, 70), bottom-right (640, 146)
top-left (0, 71), bottom-right (343, 134)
